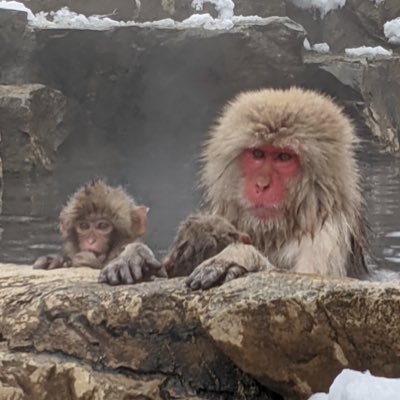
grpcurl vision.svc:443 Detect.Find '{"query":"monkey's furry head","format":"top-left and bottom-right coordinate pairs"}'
top-left (201, 87), bottom-right (363, 242)
top-left (60, 179), bottom-right (137, 240)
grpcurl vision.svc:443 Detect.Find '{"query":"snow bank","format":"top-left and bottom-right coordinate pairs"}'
top-left (191, 0), bottom-right (234, 20)
top-left (289, 0), bottom-right (346, 18)
top-left (309, 369), bottom-right (400, 400)
top-left (384, 18), bottom-right (400, 45)
top-left (0, 0), bottom-right (34, 18)
top-left (304, 39), bottom-right (330, 53)
top-left (0, 0), bottom-right (271, 31)
top-left (345, 46), bottom-right (393, 58)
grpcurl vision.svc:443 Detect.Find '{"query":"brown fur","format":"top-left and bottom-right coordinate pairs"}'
top-left (199, 87), bottom-right (367, 277)
top-left (60, 179), bottom-right (140, 261)
top-left (34, 179), bottom-right (165, 285)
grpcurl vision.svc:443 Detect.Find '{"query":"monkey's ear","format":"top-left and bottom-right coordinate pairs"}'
top-left (131, 206), bottom-right (148, 237)
top-left (239, 232), bottom-right (252, 245)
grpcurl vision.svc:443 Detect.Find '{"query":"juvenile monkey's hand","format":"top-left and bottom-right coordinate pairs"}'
top-left (33, 254), bottom-right (72, 270)
top-left (164, 213), bottom-right (250, 277)
top-left (98, 242), bottom-right (167, 285)
top-left (186, 243), bottom-right (274, 290)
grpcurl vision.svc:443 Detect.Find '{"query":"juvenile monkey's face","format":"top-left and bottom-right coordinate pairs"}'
top-left (240, 145), bottom-right (300, 220)
top-left (75, 217), bottom-right (114, 261)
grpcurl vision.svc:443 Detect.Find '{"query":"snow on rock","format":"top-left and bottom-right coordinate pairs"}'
top-left (345, 45), bottom-right (393, 58)
top-left (0, 0), bottom-right (34, 19)
top-left (304, 39), bottom-right (330, 53)
top-left (288, 0), bottom-right (346, 18)
top-left (385, 231), bottom-right (400, 238)
top-left (384, 18), bottom-right (400, 45)
top-left (191, 0), bottom-right (234, 20)
top-left (0, 0), bottom-right (270, 31)
top-left (309, 369), bottom-right (400, 400)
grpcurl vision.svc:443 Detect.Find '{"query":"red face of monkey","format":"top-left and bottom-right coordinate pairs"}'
top-left (240, 145), bottom-right (300, 220)
top-left (75, 217), bottom-right (114, 262)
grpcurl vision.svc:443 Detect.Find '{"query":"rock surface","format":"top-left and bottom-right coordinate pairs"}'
top-left (0, 84), bottom-right (67, 173)
top-left (0, 264), bottom-right (399, 399)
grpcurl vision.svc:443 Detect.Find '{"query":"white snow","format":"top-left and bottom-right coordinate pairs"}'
top-left (384, 18), bottom-right (400, 44)
top-left (0, 0), bottom-right (270, 31)
top-left (309, 369), bottom-right (400, 400)
top-left (288, 0), bottom-right (346, 18)
top-left (345, 45), bottom-right (393, 58)
top-left (191, 0), bottom-right (234, 20)
top-left (304, 39), bottom-right (330, 53)
top-left (0, 0), bottom-right (34, 19)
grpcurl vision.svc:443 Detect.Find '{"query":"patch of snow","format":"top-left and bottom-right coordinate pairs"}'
top-left (309, 369), bottom-right (400, 400)
top-left (191, 0), bottom-right (234, 20)
top-left (345, 45), bottom-right (393, 58)
top-left (303, 39), bottom-right (330, 53)
top-left (0, 0), bottom-right (34, 19)
top-left (370, 0), bottom-right (385, 5)
top-left (384, 18), bottom-right (400, 44)
top-left (288, 0), bottom-right (346, 18)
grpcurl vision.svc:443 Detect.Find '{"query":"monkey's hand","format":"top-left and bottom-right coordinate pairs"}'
top-left (33, 254), bottom-right (72, 270)
top-left (98, 242), bottom-right (167, 285)
top-left (164, 213), bottom-right (250, 277)
top-left (186, 243), bottom-right (274, 290)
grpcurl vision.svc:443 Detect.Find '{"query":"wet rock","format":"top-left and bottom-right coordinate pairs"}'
top-left (0, 84), bottom-right (67, 174)
top-left (0, 265), bottom-right (399, 399)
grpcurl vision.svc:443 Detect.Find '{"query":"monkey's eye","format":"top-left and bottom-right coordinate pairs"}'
top-left (276, 152), bottom-right (293, 162)
top-left (251, 148), bottom-right (265, 159)
top-left (96, 220), bottom-right (111, 231)
top-left (78, 222), bottom-right (90, 231)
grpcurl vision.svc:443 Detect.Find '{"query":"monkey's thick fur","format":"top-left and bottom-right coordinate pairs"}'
top-left (60, 180), bottom-right (141, 261)
top-left (200, 87), bottom-right (367, 277)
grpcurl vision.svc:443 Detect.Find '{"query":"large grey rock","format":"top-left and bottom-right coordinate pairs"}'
top-left (0, 264), bottom-right (399, 399)
top-left (0, 9), bottom-right (34, 84)
top-left (0, 84), bottom-right (67, 173)
top-left (303, 54), bottom-right (400, 151)
top-left (0, 264), bottom-right (277, 399)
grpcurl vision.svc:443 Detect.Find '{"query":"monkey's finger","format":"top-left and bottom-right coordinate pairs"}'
top-left (118, 264), bottom-right (135, 284)
top-left (130, 263), bottom-right (143, 281)
top-left (48, 256), bottom-right (63, 270)
top-left (223, 265), bottom-right (247, 283)
top-left (103, 266), bottom-right (124, 286)
top-left (185, 267), bottom-right (202, 288)
top-left (33, 256), bottom-right (50, 269)
top-left (201, 268), bottom-right (225, 290)
top-left (187, 276), bottom-right (202, 290)
top-left (153, 265), bottom-right (168, 278)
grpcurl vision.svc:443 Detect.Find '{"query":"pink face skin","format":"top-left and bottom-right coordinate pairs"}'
top-left (75, 218), bottom-right (113, 262)
top-left (240, 145), bottom-right (300, 220)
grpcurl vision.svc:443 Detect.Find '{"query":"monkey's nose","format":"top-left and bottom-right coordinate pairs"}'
top-left (255, 179), bottom-right (271, 193)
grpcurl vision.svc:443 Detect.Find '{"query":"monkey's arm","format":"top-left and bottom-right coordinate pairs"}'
top-left (98, 242), bottom-right (167, 285)
top-left (186, 242), bottom-right (275, 290)
top-left (164, 213), bottom-right (249, 277)
top-left (33, 254), bottom-right (72, 270)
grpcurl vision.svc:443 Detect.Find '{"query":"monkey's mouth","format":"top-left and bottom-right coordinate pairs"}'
top-left (247, 204), bottom-right (283, 220)
top-left (88, 250), bottom-right (107, 263)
